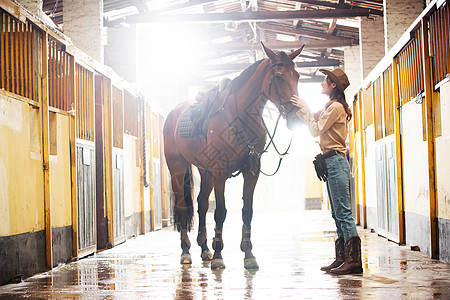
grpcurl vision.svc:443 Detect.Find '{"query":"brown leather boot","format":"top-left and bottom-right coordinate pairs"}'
top-left (320, 237), bottom-right (345, 271)
top-left (330, 236), bottom-right (363, 274)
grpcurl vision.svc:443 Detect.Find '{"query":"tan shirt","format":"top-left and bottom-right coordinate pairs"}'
top-left (296, 100), bottom-right (348, 156)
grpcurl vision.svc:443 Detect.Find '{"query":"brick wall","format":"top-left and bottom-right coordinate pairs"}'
top-left (344, 45), bottom-right (362, 100)
top-left (384, 0), bottom-right (424, 51)
top-left (18, 0), bottom-right (42, 15)
top-left (63, 0), bottom-right (104, 63)
top-left (359, 16), bottom-right (385, 79)
top-left (104, 26), bottom-right (137, 83)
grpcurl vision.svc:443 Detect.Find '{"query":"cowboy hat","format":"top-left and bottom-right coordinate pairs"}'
top-left (319, 68), bottom-right (350, 93)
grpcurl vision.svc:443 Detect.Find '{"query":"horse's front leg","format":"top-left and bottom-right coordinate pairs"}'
top-left (241, 167), bottom-right (259, 270)
top-left (211, 179), bottom-right (227, 269)
top-left (197, 169), bottom-right (213, 261)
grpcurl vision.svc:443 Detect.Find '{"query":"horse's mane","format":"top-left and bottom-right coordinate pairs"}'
top-left (231, 59), bottom-right (265, 91)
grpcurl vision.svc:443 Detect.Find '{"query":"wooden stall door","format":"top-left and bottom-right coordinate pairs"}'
top-left (113, 149), bottom-right (125, 244)
top-left (76, 142), bottom-right (96, 257)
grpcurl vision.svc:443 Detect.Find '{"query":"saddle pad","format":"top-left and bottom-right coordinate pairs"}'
top-left (178, 106), bottom-right (196, 138)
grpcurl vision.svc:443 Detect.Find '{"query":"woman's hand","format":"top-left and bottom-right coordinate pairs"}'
top-left (290, 95), bottom-right (308, 109)
top-left (290, 95), bottom-right (311, 122)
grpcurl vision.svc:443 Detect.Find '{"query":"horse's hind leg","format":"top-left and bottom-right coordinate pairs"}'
top-left (211, 179), bottom-right (227, 269)
top-left (241, 167), bottom-right (259, 270)
top-left (168, 161), bottom-right (193, 265)
top-left (196, 169), bottom-right (213, 261)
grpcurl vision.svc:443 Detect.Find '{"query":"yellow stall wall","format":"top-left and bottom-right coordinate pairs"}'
top-left (0, 93), bottom-right (44, 236)
top-left (49, 112), bottom-right (72, 228)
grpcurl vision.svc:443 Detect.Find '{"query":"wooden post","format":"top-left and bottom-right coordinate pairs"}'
top-left (351, 100), bottom-right (360, 225)
top-left (103, 77), bottom-right (114, 247)
top-left (69, 55), bottom-right (78, 258)
top-left (358, 91), bottom-right (367, 228)
top-left (149, 111), bottom-right (155, 231)
top-left (40, 31), bottom-right (52, 268)
top-left (391, 57), bottom-right (405, 244)
top-left (140, 97), bottom-right (146, 234)
top-left (421, 19), bottom-right (438, 259)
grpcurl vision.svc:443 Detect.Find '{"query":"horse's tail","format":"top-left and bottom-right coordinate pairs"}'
top-left (173, 165), bottom-right (194, 232)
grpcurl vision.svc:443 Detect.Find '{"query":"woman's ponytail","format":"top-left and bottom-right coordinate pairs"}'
top-left (327, 77), bottom-right (352, 122)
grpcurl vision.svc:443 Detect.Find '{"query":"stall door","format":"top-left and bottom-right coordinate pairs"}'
top-left (113, 149), bottom-right (125, 244)
top-left (385, 138), bottom-right (399, 242)
top-left (375, 143), bottom-right (387, 237)
top-left (76, 142), bottom-right (96, 257)
top-left (153, 160), bottom-right (162, 230)
top-left (375, 137), bottom-right (400, 242)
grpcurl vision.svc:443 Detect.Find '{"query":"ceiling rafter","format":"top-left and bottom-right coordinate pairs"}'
top-left (105, 8), bottom-right (381, 26)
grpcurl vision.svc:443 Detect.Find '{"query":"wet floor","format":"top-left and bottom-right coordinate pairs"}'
top-left (1, 209), bottom-right (449, 299)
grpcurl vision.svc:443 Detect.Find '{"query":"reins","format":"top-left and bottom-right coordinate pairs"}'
top-left (227, 62), bottom-right (294, 177)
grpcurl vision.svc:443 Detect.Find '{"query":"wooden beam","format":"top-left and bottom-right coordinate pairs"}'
top-left (288, 0), bottom-right (382, 12)
top-left (131, 0), bottom-right (149, 13)
top-left (157, 0), bottom-right (217, 13)
top-left (201, 39), bottom-right (355, 52)
top-left (196, 59), bottom-right (341, 71)
top-left (106, 8), bottom-right (382, 26)
top-left (327, 0), bottom-right (343, 35)
top-left (183, 74), bottom-right (324, 86)
top-left (258, 23), bottom-right (357, 42)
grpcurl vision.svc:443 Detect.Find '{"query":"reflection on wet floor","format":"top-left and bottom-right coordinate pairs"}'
top-left (1, 210), bottom-right (449, 299)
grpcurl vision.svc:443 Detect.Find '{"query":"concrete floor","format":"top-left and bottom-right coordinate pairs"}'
top-left (1, 209), bottom-right (449, 299)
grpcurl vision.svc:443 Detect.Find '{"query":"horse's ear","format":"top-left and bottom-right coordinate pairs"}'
top-left (261, 42), bottom-right (277, 61)
top-left (288, 45), bottom-right (305, 60)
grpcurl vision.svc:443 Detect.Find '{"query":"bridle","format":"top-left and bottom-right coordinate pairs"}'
top-left (232, 61), bottom-right (296, 177)
top-left (210, 59), bottom-right (297, 177)
top-left (266, 62), bottom-right (299, 119)
top-left (256, 62), bottom-right (297, 176)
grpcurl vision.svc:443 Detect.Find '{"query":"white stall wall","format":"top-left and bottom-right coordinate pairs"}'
top-left (436, 81), bottom-right (450, 263)
top-left (401, 99), bottom-right (431, 256)
top-left (364, 125), bottom-right (377, 230)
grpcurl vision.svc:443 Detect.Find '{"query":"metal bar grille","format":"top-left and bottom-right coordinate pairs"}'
top-left (429, 3), bottom-right (450, 86)
top-left (75, 64), bottom-right (94, 141)
top-left (0, 11), bottom-right (38, 101)
top-left (397, 27), bottom-right (424, 105)
top-left (48, 36), bottom-right (72, 111)
top-left (124, 91), bottom-right (138, 136)
top-left (362, 84), bottom-right (374, 128)
top-left (112, 85), bottom-right (124, 148)
top-left (373, 76), bottom-right (383, 141)
top-left (383, 66), bottom-right (395, 137)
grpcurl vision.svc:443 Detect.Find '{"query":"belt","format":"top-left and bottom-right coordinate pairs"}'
top-left (322, 150), bottom-right (342, 159)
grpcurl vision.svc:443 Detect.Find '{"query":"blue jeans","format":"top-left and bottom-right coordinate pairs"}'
top-left (325, 154), bottom-right (359, 242)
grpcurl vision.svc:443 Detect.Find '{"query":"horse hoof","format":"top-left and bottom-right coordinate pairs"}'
top-left (244, 258), bottom-right (259, 270)
top-left (211, 258), bottom-right (226, 270)
top-left (180, 253), bottom-right (192, 265)
top-left (201, 250), bottom-right (213, 261)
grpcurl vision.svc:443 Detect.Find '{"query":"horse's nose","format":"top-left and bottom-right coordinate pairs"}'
top-left (286, 109), bottom-right (302, 130)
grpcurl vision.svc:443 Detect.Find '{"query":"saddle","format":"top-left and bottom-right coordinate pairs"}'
top-left (178, 79), bottom-right (231, 139)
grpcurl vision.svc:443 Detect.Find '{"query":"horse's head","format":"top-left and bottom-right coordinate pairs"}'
top-left (261, 42), bottom-right (304, 130)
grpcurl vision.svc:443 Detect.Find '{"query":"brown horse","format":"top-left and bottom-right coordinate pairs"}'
top-left (163, 43), bottom-right (304, 270)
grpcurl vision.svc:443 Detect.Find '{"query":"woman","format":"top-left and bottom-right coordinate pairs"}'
top-left (291, 68), bottom-right (363, 274)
